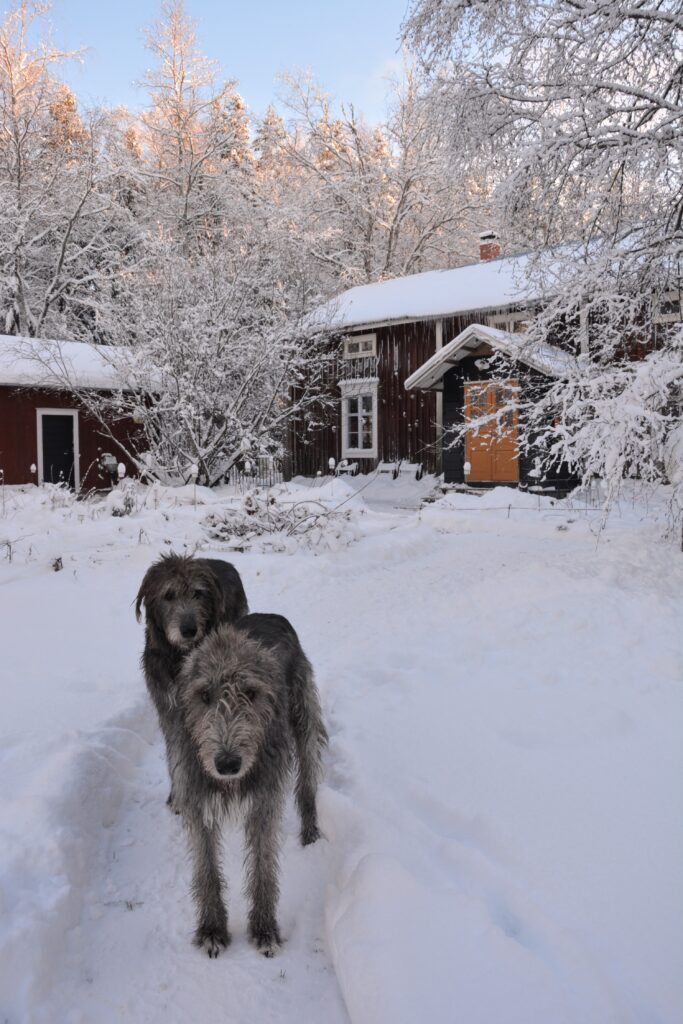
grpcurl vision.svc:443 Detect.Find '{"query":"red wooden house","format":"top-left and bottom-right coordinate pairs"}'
top-left (291, 234), bottom-right (581, 488)
top-left (0, 334), bottom-right (137, 490)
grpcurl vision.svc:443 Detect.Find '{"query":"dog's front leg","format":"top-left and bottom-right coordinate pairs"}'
top-left (244, 790), bottom-right (284, 957)
top-left (186, 813), bottom-right (230, 958)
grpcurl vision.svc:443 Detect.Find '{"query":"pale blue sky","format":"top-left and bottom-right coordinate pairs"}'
top-left (39, 0), bottom-right (411, 121)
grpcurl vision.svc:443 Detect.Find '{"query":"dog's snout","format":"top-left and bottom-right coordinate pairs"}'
top-left (180, 616), bottom-right (198, 640)
top-left (214, 751), bottom-right (242, 777)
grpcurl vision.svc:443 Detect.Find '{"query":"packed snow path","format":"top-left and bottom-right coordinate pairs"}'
top-left (41, 703), bottom-right (348, 1024)
top-left (1, 480), bottom-right (682, 1023)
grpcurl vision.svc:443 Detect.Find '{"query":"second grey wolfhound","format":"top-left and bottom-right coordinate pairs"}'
top-left (173, 613), bottom-right (327, 957)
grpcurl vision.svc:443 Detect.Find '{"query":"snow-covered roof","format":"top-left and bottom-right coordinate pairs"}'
top-left (0, 334), bottom-right (130, 391)
top-left (309, 252), bottom-right (543, 331)
top-left (404, 323), bottom-right (578, 391)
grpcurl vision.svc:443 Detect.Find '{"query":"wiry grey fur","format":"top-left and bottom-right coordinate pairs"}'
top-left (135, 554), bottom-right (249, 808)
top-left (172, 614), bottom-right (327, 958)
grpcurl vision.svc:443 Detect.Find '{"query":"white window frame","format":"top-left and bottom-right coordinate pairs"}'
top-left (36, 408), bottom-right (80, 489)
top-left (489, 311), bottom-right (531, 334)
top-left (339, 377), bottom-right (378, 459)
top-left (654, 290), bottom-right (682, 324)
top-left (343, 332), bottom-right (377, 359)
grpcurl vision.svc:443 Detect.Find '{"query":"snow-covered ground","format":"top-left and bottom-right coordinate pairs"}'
top-left (1, 477), bottom-right (682, 1023)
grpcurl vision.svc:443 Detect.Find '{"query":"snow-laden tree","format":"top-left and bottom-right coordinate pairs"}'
top-left (0, 0), bottom-right (140, 341)
top-left (63, 1), bottom-right (334, 486)
top-left (71, 253), bottom-right (334, 486)
top-left (271, 68), bottom-right (486, 291)
top-left (137, 0), bottom-right (252, 251)
top-left (445, 330), bottom-right (683, 508)
top-left (403, 0), bottom-right (683, 325)
top-left (404, 0), bottom-right (683, 502)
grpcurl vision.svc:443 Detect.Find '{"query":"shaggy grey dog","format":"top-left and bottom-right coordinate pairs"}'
top-left (172, 613), bottom-right (327, 958)
top-left (135, 554), bottom-right (249, 807)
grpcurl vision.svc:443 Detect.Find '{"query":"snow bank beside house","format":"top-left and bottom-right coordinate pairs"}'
top-left (0, 476), bottom-right (370, 569)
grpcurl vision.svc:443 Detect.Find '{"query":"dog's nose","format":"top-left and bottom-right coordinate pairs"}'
top-left (214, 752), bottom-right (242, 777)
top-left (180, 619), bottom-right (197, 639)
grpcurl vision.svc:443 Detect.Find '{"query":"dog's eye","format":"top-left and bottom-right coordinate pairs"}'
top-left (199, 689), bottom-right (212, 705)
top-left (164, 590), bottom-right (176, 602)
top-left (244, 687), bottom-right (258, 702)
top-left (193, 589), bottom-right (205, 599)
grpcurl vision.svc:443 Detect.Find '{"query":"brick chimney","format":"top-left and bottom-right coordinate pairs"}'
top-left (479, 230), bottom-right (501, 262)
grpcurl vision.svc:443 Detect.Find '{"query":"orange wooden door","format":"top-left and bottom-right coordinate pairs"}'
top-left (464, 381), bottom-right (519, 483)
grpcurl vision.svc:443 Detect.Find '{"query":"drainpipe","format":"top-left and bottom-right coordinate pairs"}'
top-left (435, 319), bottom-right (443, 474)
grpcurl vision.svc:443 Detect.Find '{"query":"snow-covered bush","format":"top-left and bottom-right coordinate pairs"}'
top-left (40, 483), bottom-right (79, 512)
top-left (546, 341), bottom-right (683, 493)
top-left (203, 490), bottom-right (361, 553)
top-left (106, 479), bottom-right (138, 517)
top-left (82, 275), bottom-right (335, 488)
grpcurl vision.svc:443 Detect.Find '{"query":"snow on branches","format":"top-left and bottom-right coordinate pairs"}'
top-left (0, 2), bottom-right (139, 343)
top-left (405, 0), bottom-right (683, 504)
top-left (444, 330), bottom-right (683, 515)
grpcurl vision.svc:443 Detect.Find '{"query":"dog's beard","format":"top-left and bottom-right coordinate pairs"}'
top-left (193, 719), bottom-right (261, 783)
top-left (166, 625), bottom-right (204, 650)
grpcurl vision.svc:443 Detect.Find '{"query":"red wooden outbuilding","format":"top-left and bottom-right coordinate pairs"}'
top-left (0, 334), bottom-right (138, 490)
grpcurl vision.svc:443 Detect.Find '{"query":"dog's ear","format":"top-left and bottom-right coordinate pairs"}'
top-left (135, 583), bottom-right (146, 623)
top-left (135, 566), bottom-right (154, 622)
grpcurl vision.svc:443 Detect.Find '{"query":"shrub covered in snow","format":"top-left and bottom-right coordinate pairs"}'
top-left (203, 489), bottom-right (362, 553)
top-left (39, 482), bottom-right (79, 511)
top-left (105, 479), bottom-right (138, 517)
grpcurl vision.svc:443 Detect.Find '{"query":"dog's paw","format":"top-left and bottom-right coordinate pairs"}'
top-left (250, 923), bottom-right (281, 958)
top-left (300, 823), bottom-right (322, 846)
top-left (194, 924), bottom-right (230, 959)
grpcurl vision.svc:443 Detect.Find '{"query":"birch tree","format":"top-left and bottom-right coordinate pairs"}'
top-left (137, 0), bottom-right (252, 250)
top-left (32, 250), bottom-right (335, 487)
top-left (75, 1), bottom-right (333, 485)
top-left (0, 0), bottom-right (139, 341)
top-left (273, 69), bottom-right (485, 291)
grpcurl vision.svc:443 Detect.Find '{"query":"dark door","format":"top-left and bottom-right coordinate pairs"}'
top-left (41, 414), bottom-right (75, 486)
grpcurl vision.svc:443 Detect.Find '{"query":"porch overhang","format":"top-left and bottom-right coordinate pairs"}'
top-left (404, 323), bottom-right (577, 392)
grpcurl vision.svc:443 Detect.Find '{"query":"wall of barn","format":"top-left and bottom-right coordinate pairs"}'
top-left (0, 386), bottom-right (138, 488)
